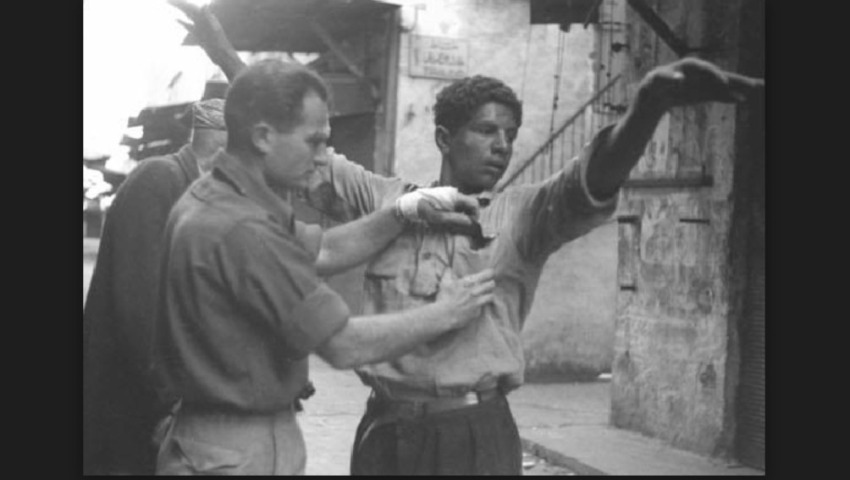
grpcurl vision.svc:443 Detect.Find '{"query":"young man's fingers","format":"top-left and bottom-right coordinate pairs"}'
top-left (698, 74), bottom-right (758, 104)
top-left (652, 67), bottom-right (686, 85)
top-left (725, 71), bottom-right (764, 88)
top-left (648, 69), bottom-right (686, 101)
top-left (679, 56), bottom-right (726, 77)
top-left (661, 68), bottom-right (685, 82)
top-left (726, 73), bottom-right (765, 100)
top-left (654, 59), bottom-right (764, 106)
top-left (474, 293), bottom-right (496, 307)
top-left (462, 268), bottom-right (496, 284)
top-left (675, 69), bottom-right (739, 104)
top-left (471, 280), bottom-right (497, 295)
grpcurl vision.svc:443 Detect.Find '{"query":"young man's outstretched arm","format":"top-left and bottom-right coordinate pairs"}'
top-left (585, 58), bottom-right (765, 200)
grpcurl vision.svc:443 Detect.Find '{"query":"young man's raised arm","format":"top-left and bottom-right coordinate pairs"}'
top-left (585, 58), bottom-right (765, 200)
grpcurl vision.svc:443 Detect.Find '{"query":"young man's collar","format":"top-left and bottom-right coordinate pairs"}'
top-left (430, 180), bottom-right (495, 206)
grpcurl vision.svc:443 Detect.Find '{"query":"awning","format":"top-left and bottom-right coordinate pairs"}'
top-left (529, 0), bottom-right (600, 27)
top-left (183, 0), bottom-right (400, 52)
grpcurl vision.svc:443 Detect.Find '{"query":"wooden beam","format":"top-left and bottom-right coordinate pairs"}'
top-left (373, 9), bottom-right (401, 176)
top-left (622, 174), bottom-right (714, 189)
top-left (626, 0), bottom-right (690, 57)
top-left (311, 20), bottom-right (380, 101)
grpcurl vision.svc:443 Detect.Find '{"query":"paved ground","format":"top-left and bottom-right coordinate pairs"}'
top-left (297, 356), bottom-right (366, 475)
top-left (510, 380), bottom-right (763, 476)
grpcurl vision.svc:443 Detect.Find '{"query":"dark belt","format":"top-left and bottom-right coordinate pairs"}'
top-left (371, 388), bottom-right (502, 419)
top-left (171, 400), bottom-right (296, 418)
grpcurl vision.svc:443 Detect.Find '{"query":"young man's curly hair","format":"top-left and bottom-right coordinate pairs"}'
top-left (433, 76), bottom-right (523, 134)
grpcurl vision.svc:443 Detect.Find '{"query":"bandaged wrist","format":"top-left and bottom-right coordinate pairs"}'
top-left (395, 192), bottom-right (423, 223)
top-left (395, 186), bottom-right (460, 223)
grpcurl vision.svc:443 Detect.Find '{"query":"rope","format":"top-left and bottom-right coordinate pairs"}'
top-left (547, 28), bottom-right (567, 173)
top-left (519, 24), bottom-right (534, 102)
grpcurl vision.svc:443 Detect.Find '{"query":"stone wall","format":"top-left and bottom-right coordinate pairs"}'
top-left (609, 0), bottom-right (762, 458)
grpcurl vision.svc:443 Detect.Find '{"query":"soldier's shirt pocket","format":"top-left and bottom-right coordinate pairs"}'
top-left (363, 249), bottom-right (410, 311)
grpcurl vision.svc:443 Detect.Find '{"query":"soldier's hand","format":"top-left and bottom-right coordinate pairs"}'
top-left (395, 186), bottom-right (480, 233)
top-left (639, 57), bottom-right (764, 112)
top-left (436, 269), bottom-right (496, 328)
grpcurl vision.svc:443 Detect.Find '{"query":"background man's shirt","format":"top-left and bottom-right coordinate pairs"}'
top-left (83, 144), bottom-right (201, 474)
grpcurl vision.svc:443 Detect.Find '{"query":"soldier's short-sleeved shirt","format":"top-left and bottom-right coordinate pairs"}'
top-left (304, 125), bottom-right (619, 398)
top-left (152, 150), bottom-right (350, 413)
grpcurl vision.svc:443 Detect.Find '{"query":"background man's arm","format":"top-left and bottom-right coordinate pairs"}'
top-left (168, 0), bottom-right (246, 82)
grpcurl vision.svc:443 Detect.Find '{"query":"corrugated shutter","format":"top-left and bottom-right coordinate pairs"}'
top-left (736, 238), bottom-right (765, 470)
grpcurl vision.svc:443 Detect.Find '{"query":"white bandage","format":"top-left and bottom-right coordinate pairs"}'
top-left (395, 186), bottom-right (460, 223)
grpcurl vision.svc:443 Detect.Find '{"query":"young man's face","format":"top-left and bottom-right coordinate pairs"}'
top-left (438, 102), bottom-right (519, 194)
top-left (263, 90), bottom-right (331, 190)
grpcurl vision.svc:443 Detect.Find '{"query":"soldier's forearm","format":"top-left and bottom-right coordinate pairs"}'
top-left (315, 205), bottom-right (405, 276)
top-left (316, 302), bottom-right (457, 369)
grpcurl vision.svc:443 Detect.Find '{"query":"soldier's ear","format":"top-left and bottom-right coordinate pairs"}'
top-left (250, 122), bottom-right (275, 155)
top-left (435, 125), bottom-right (452, 156)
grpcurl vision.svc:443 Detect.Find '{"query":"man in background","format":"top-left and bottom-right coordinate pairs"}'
top-left (83, 99), bottom-right (227, 475)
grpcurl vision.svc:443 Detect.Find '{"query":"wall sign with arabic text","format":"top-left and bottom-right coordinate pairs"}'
top-left (409, 35), bottom-right (469, 80)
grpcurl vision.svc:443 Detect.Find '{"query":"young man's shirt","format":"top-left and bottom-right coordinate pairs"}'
top-left (304, 126), bottom-right (618, 397)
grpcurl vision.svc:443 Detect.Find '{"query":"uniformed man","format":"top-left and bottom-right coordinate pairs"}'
top-left (150, 59), bottom-right (497, 475)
